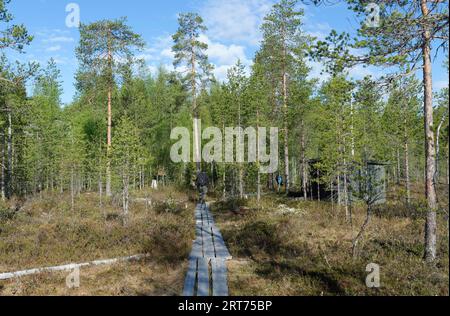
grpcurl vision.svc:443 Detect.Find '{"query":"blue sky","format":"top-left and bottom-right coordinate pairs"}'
top-left (5, 0), bottom-right (449, 104)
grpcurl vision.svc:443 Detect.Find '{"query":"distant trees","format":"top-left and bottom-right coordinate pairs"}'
top-left (383, 75), bottom-right (422, 205)
top-left (0, 0), bottom-right (35, 199)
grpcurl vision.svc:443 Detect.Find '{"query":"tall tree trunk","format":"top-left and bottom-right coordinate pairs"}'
top-left (421, 0), bottom-right (438, 263)
top-left (301, 122), bottom-right (308, 200)
top-left (337, 173), bottom-right (342, 207)
top-left (396, 148), bottom-right (401, 185)
top-left (282, 28), bottom-right (290, 195)
top-left (405, 140), bottom-right (411, 206)
top-left (222, 164), bottom-right (226, 200)
top-left (404, 106), bottom-right (411, 205)
top-left (71, 166), bottom-right (75, 211)
top-left (317, 169), bottom-right (321, 202)
top-left (6, 109), bottom-right (12, 199)
top-left (191, 42), bottom-right (201, 174)
top-left (256, 110), bottom-right (261, 205)
top-left (446, 145), bottom-right (449, 187)
top-left (99, 172), bottom-right (103, 209)
top-left (222, 123), bottom-right (226, 200)
top-left (436, 112), bottom-right (448, 184)
top-left (106, 32), bottom-right (113, 197)
top-left (343, 160), bottom-right (351, 224)
top-left (238, 98), bottom-right (243, 199)
top-left (1, 133), bottom-right (5, 201)
top-left (122, 172), bottom-right (129, 225)
top-left (283, 96), bottom-right (289, 195)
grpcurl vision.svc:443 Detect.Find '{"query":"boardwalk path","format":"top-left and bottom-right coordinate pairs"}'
top-left (183, 203), bottom-right (232, 296)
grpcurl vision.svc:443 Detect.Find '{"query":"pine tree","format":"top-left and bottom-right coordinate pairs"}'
top-left (76, 18), bottom-right (144, 197)
top-left (172, 13), bottom-right (212, 173)
top-left (260, 0), bottom-right (306, 194)
top-left (112, 116), bottom-right (143, 223)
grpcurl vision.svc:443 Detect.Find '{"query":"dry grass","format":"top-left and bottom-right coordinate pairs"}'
top-left (0, 187), bottom-right (195, 296)
top-left (211, 192), bottom-right (449, 296)
top-left (0, 184), bottom-right (448, 296)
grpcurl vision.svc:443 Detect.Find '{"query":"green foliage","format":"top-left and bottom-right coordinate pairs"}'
top-left (172, 12), bottom-right (213, 103)
top-left (0, 0), bottom-right (33, 51)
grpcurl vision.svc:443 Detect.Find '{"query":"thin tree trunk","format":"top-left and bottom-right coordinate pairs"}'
top-left (436, 112), bottom-right (448, 184)
top-left (99, 172), bottom-right (103, 209)
top-left (122, 172), bottom-right (129, 225)
top-left (396, 148), bottom-right (401, 185)
top-left (337, 174), bottom-right (342, 207)
top-left (421, 0), bottom-right (438, 263)
top-left (446, 146), bottom-right (449, 186)
top-left (238, 99), bottom-right (243, 199)
top-left (405, 140), bottom-right (411, 205)
top-left (301, 121), bottom-right (308, 200)
top-left (106, 32), bottom-right (113, 197)
top-left (317, 169), bottom-right (321, 202)
top-left (191, 41), bottom-right (200, 174)
top-left (352, 204), bottom-right (372, 258)
top-left (343, 161), bottom-right (351, 224)
top-left (222, 165), bottom-right (226, 200)
top-left (281, 26), bottom-right (290, 195)
top-left (1, 133), bottom-right (5, 201)
top-left (71, 166), bottom-right (75, 211)
top-left (6, 109), bottom-right (12, 199)
top-left (403, 100), bottom-right (411, 205)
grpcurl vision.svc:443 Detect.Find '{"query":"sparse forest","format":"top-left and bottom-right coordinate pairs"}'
top-left (0, 0), bottom-right (448, 296)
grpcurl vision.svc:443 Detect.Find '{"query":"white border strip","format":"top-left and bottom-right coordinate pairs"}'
top-left (0, 254), bottom-right (148, 280)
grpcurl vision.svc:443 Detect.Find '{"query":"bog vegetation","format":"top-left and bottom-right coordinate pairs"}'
top-left (0, 0), bottom-right (448, 295)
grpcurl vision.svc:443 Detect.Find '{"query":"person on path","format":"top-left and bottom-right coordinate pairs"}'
top-left (196, 171), bottom-right (209, 207)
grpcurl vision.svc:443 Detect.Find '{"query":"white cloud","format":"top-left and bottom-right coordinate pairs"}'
top-left (46, 45), bottom-right (62, 52)
top-left (304, 22), bottom-right (332, 42)
top-left (140, 33), bottom-right (252, 82)
top-left (199, 34), bottom-right (250, 66)
top-left (307, 60), bottom-right (328, 84)
top-left (45, 36), bottom-right (75, 43)
top-left (138, 36), bottom-right (173, 63)
top-left (200, 0), bottom-right (273, 46)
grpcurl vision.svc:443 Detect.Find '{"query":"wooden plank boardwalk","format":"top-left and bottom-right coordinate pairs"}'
top-left (183, 203), bottom-right (232, 296)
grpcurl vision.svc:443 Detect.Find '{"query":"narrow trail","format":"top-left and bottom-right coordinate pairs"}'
top-left (183, 203), bottom-right (232, 296)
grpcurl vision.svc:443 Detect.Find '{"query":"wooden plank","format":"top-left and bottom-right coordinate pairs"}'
top-left (182, 258), bottom-right (198, 296)
top-left (211, 258), bottom-right (228, 296)
top-left (203, 225), bottom-right (215, 259)
top-left (205, 208), bottom-right (211, 225)
top-left (211, 224), bottom-right (232, 259)
top-left (189, 237), bottom-right (203, 259)
top-left (197, 258), bottom-right (210, 296)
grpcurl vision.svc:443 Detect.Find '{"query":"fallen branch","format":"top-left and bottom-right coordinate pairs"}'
top-left (0, 254), bottom-right (149, 281)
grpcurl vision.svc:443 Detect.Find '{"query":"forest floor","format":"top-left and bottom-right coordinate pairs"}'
top-left (0, 185), bottom-right (448, 296)
top-left (211, 186), bottom-right (449, 296)
top-left (0, 188), bottom-right (195, 295)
